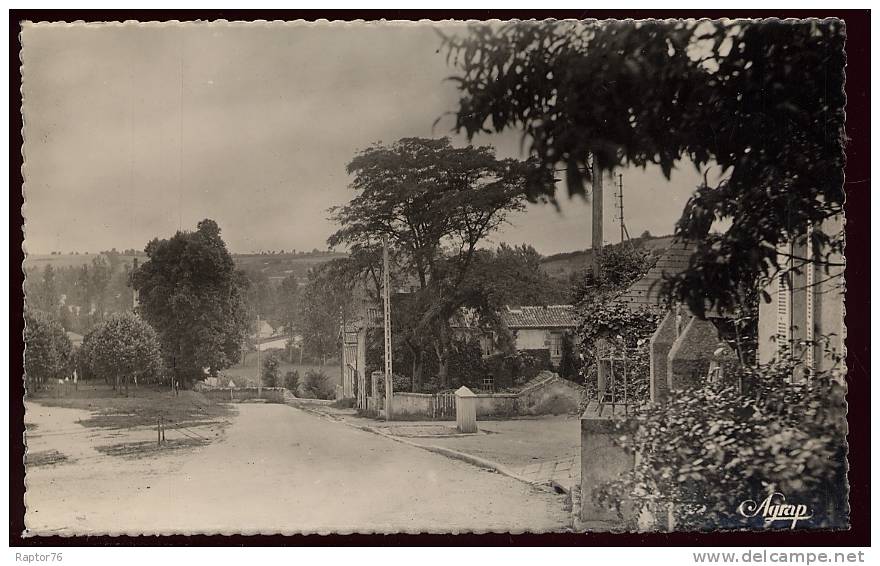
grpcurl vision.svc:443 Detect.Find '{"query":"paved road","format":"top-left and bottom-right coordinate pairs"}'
top-left (25, 404), bottom-right (568, 535)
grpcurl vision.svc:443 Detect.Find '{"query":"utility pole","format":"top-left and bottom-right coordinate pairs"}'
top-left (615, 173), bottom-right (632, 244)
top-left (131, 258), bottom-right (139, 311)
top-left (256, 312), bottom-right (262, 397)
top-left (241, 338), bottom-right (246, 386)
top-left (382, 236), bottom-right (393, 421)
top-left (591, 156), bottom-right (604, 279)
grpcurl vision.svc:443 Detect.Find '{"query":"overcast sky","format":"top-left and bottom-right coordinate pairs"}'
top-left (21, 21), bottom-right (705, 256)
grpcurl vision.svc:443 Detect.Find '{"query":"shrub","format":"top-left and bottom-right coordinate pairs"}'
top-left (24, 309), bottom-right (73, 392)
top-left (593, 347), bottom-right (847, 530)
top-left (374, 373), bottom-right (411, 398)
top-left (82, 312), bottom-right (163, 394)
top-left (304, 370), bottom-right (335, 400)
top-left (284, 370), bottom-right (301, 395)
top-left (518, 349), bottom-right (553, 380)
top-left (262, 354), bottom-right (281, 387)
top-left (482, 349), bottom-right (547, 389)
top-left (447, 339), bottom-right (486, 389)
top-left (558, 332), bottom-right (579, 380)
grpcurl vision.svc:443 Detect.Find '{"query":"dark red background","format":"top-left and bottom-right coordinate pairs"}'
top-left (8, 8), bottom-right (871, 547)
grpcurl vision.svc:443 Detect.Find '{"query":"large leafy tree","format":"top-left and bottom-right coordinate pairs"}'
top-left (571, 244), bottom-right (655, 306)
top-left (131, 219), bottom-right (250, 383)
top-left (296, 259), bottom-right (358, 365)
top-left (262, 353), bottom-right (281, 388)
top-left (329, 137), bottom-right (550, 388)
top-left (443, 19), bottom-right (846, 316)
top-left (24, 309), bottom-right (73, 392)
top-left (464, 243), bottom-right (570, 311)
top-left (82, 312), bottom-right (163, 394)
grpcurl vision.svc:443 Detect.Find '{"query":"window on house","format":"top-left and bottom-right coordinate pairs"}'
top-left (549, 332), bottom-right (563, 358)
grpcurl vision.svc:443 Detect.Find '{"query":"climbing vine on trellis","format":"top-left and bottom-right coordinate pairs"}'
top-left (577, 299), bottom-right (664, 404)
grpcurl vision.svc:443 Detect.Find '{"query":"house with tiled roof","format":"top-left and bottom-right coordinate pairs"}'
top-left (499, 305), bottom-right (579, 363)
top-left (447, 304), bottom-right (579, 361)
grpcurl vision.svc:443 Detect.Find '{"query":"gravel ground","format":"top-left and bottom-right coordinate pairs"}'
top-left (24, 403), bottom-right (569, 535)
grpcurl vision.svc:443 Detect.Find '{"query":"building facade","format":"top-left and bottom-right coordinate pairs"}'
top-left (757, 215), bottom-right (845, 379)
top-left (499, 305), bottom-right (579, 364)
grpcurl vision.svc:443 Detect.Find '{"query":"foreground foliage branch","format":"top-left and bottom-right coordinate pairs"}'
top-left (443, 19), bottom-right (846, 316)
top-left (594, 345), bottom-right (848, 530)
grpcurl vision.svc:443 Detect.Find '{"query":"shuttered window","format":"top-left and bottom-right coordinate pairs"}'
top-left (777, 244), bottom-right (792, 345)
top-left (805, 225), bottom-right (815, 371)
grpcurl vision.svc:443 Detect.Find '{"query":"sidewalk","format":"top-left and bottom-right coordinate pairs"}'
top-left (423, 417), bottom-right (581, 492)
top-left (298, 402), bottom-right (580, 492)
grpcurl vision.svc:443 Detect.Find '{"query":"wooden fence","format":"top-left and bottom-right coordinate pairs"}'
top-left (431, 392), bottom-right (456, 419)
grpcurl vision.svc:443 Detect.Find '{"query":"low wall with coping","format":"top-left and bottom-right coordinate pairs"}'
top-left (518, 374), bottom-right (585, 415)
top-left (199, 387), bottom-right (286, 404)
top-left (474, 393), bottom-right (519, 417)
top-left (388, 373), bottom-right (585, 420)
top-left (284, 390), bottom-right (336, 407)
top-left (393, 392), bottom-right (434, 418)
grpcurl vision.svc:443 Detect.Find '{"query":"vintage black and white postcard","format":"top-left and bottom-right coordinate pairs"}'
top-left (17, 16), bottom-right (854, 540)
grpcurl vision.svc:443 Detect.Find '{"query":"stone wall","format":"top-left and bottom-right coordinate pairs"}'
top-left (474, 393), bottom-right (519, 417)
top-left (517, 374), bottom-right (584, 415)
top-left (387, 373), bottom-right (584, 420)
top-left (199, 387), bottom-right (286, 404)
top-left (393, 392), bottom-right (434, 418)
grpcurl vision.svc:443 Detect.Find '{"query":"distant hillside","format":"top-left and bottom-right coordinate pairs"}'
top-left (24, 250), bottom-right (347, 284)
top-left (23, 252), bottom-right (147, 271)
top-left (540, 234), bottom-right (676, 281)
top-left (233, 251), bottom-right (348, 284)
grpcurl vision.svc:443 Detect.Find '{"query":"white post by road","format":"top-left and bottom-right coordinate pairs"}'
top-left (455, 386), bottom-right (477, 433)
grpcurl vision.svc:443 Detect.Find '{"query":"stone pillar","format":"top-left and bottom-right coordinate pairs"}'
top-left (649, 311), bottom-right (678, 403)
top-left (579, 412), bottom-right (636, 527)
top-left (371, 370), bottom-right (382, 404)
top-left (357, 328), bottom-right (367, 409)
top-left (667, 316), bottom-right (723, 392)
top-left (455, 386), bottom-right (477, 433)
top-left (341, 332), bottom-right (355, 399)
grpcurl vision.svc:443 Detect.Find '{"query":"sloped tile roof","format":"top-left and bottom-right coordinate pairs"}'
top-left (501, 305), bottom-right (579, 329)
top-left (617, 240), bottom-right (695, 309)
